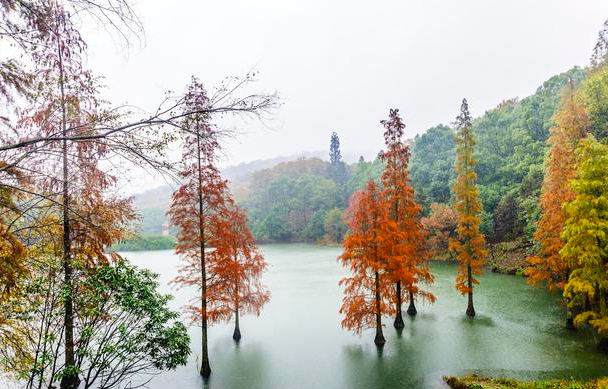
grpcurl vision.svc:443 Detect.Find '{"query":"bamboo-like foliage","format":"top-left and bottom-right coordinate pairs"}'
top-left (449, 99), bottom-right (487, 317)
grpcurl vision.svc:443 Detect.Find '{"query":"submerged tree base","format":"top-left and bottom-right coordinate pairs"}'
top-left (233, 327), bottom-right (242, 342)
top-left (200, 364), bottom-right (211, 378)
top-left (407, 301), bottom-right (417, 316)
top-left (394, 312), bottom-right (405, 329)
top-left (566, 316), bottom-right (576, 331)
top-left (597, 337), bottom-right (608, 353)
top-left (374, 330), bottom-right (386, 346)
top-left (466, 305), bottom-right (475, 317)
top-left (444, 375), bottom-right (608, 389)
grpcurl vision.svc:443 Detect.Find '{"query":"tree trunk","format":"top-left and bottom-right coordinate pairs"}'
top-left (598, 337), bottom-right (608, 353)
top-left (565, 302), bottom-right (575, 330)
top-left (233, 307), bottom-right (241, 341)
top-left (374, 271), bottom-right (385, 346)
top-left (200, 248), bottom-right (211, 378)
top-left (466, 264), bottom-right (475, 317)
top-left (58, 27), bottom-right (78, 389)
top-left (197, 129), bottom-right (211, 378)
top-left (393, 281), bottom-right (404, 329)
top-left (407, 288), bottom-right (417, 316)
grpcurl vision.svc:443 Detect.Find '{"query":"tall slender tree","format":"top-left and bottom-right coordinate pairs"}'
top-left (449, 99), bottom-right (487, 318)
top-left (525, 84), bottom-right (589, 328)
top-left (14, 6), bottom-right (135, 388)
top-left (329, 131), bottom-right (347, 202)
top-left (380, 109), bottom-right (434, 327)
top-left (211, 204), bottom-right (270, 341)
top-left (561, 136), bottom-right (608, 347)
top-left (339, 181), bottom-right (395, 346)
top-left (168, 78), bottom-right (229, 378)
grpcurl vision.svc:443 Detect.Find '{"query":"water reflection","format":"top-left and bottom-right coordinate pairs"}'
top-left (123, 244), bottom-right (608, 389)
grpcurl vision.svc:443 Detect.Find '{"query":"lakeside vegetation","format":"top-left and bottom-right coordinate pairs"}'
top-left (444, 375), bottom-right (608, 389)
top-left (112, 234), bottom-right (175, 252)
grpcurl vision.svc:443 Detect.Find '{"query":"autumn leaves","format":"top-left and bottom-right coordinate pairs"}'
top-left (339, 103), bottom-right (486, 344)
top-left (169, 79), bottom-right (270, 377)
top-left (525, 68), bottom-right (608, 341)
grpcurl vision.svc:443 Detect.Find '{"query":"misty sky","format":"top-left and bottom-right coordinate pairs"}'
top-left (83, 0), bottom-right (608, 193)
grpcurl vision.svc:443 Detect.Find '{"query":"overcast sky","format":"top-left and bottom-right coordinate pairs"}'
top-left (83, 0), bottom-right (608, 193)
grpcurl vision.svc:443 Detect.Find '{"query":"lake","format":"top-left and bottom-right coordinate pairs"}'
top-left (124, 244), bottom-right (608, 389)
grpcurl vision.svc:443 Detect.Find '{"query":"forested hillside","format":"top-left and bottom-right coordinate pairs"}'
top-left (129, 66), bottom-right (594, 248)
top-left (239, 66), bottom-right (588, 245)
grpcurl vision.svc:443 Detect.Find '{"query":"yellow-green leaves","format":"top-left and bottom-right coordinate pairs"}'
top-left (562, 136), bottom-right (608, 334)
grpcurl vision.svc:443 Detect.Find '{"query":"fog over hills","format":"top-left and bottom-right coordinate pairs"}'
top-left (132, 150), bottom-right (372, 233)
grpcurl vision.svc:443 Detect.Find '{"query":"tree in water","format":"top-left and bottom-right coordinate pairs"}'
top-left (561, 136), bottom-right (608, 349)
top-left (525, 85), bottom-right (589, 328)
top-left (339, 181), bottom-right (395, 346)
top-left (449, 99), bottom-right (487, 318)
top-left (211, 203), bottom-right (270, 341)
top-left (168, 78), bottom-right (228, 378)
top-left (380, 109), bottom-right (434, 327)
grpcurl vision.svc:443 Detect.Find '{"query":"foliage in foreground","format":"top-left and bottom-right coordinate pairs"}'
top-left (444, 375), bottom-right (608, 389)
top-left (0, 257), bottom-right (190, 389)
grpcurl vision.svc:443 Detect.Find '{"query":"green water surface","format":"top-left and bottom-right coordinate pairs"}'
top-left (125, 244), bottom-right (608, 389)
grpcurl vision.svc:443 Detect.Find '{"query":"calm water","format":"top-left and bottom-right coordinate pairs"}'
top-left (124, 244), bottom-right (608, 389)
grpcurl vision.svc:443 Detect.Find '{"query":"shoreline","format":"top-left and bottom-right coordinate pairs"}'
top-left (444, 375), bottom-right (608, 389)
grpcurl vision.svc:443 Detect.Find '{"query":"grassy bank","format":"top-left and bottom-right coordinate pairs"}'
top-left (431, 240), bottom-right (533, 276)
top-left (444, 375), bottom-right (608, 389)
top-left (112, 234), bottom-right (175, 251)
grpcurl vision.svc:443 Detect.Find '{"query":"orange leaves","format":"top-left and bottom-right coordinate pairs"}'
top-left (421, 203), bottom-right (457, 256)
top-left (339, 181), bottom-right (396, 334)
top-left (525, 88), bottom-right (589, 291)
top-left (169, 79), bottom-right (269, 327)
top-left (380, 108), bottom-right (434, 305)
top-left (339, 109), bottom-right (437, 336)
top-left (210, 205), bottom-right (270, 318)
top-left (450, 99), bottom-right (487, 296)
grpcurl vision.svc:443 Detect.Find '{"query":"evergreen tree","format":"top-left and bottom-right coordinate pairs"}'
top-left (329, 132), bottom-right (347, 202)
top-left (449, 99), bottom-right (487, 317)
top-left (562, 136), bottom-right (608, 346)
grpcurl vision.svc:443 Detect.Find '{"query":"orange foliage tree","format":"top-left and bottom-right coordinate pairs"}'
top-left (380, 109), bottom-right (434, 327)
top-left (421, 203), bottom-right (458, 258)
top-left (449, 99), bottom-right (487, 318)
top-left (168, 79), bottom-right (229, 378)
top-left (210, 204), bottom-right (270, 341)
top-left (339, 181), bottom-right (396, 346)
top-left (525, 84), bottom-right (589, 328)
top-left (14, 10), bottom-right (135, 387)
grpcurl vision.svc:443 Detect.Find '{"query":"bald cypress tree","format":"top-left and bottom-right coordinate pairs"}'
top-left (449, 99), bottom-right (487, 318)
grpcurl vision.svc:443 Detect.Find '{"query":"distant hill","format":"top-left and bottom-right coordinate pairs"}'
top-left (131, 151), bottom-right (335, 233)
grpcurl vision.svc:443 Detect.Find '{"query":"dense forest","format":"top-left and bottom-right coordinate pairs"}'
top-left (239, 66), bottom-right (587, 248)
top-left (127, 65), bottom-right (596, 253)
